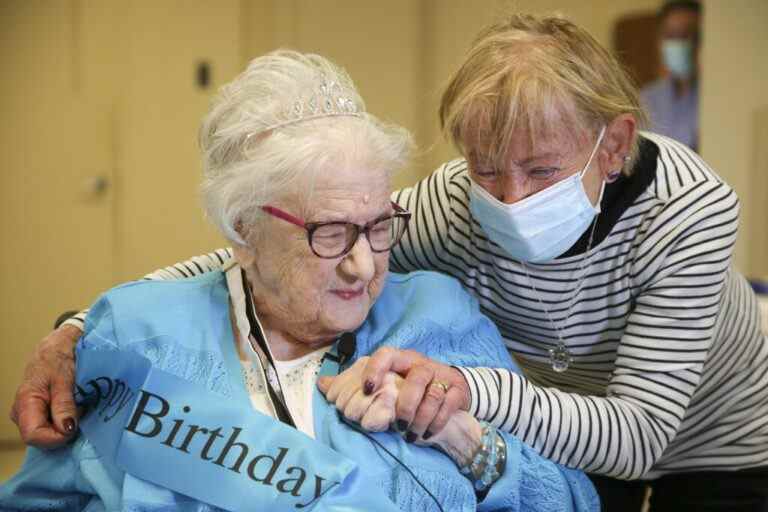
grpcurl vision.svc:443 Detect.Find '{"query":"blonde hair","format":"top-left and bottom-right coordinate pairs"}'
top-left (439, 14), bottom-right (648, 174)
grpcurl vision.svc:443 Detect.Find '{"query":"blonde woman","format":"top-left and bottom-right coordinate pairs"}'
top-left (13, 13), bottom-right (768, 511)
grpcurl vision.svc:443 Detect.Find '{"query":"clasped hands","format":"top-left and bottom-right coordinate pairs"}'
top-left (10, 329), bottom-right (473, 457)
top-left (317, 347), bottom-right (477, 464)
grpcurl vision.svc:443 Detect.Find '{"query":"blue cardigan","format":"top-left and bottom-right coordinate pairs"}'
top-left (0, 270), bottom-right (599, 511)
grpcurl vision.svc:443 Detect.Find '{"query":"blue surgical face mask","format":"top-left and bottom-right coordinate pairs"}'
top-left (662, 39), bottom-right (694, 79)
top-left (469, 126), bottom-right (606, 263)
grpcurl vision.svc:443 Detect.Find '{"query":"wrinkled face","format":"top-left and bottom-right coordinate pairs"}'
top-left (465, 126), bottom-right (606, 206)
top-left (236, 161), bottom-right (392, 346)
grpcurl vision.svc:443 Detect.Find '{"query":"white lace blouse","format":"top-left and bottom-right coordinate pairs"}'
top-left (225, 261), bottom-right (330, 438)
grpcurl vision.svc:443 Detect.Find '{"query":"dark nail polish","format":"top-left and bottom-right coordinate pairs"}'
top-left (405, 431), bottom-right (418, 443)
top-left (396, 420), bottom-right (408, 432)
top-left (363, 380), bottom-right (374, 395)
top-left (62, 417), bottom-right (76, 434)
top-left (422, 430), bottom-right (433, 440)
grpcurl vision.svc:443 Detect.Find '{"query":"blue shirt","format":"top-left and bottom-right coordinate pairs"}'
top-left (641, 77), bottom-right (698, 150)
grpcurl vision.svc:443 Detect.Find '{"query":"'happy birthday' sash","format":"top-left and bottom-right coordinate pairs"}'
top-left (74, 348), bottom-right (395, 511)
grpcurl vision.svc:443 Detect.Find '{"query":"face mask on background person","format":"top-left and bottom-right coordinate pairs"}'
top-left (469, 126), bottom-right (606, 263)
top-left (662, 38), bottom-right (695, 79)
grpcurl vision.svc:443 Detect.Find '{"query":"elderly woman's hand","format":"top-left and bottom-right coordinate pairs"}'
top-left (421, 410), bottom-right (483, 467)
top-left (318, 357), bottom-right (404, 432)
top-left (319, 366), bottom-right (491, 477)
top-left (359, 347), bottom-right (471, 439)
top-left (10, 324), bottom-right (81, 447)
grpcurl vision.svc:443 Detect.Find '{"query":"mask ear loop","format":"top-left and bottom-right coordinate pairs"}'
top-left (578, 125), bottom-right (606, 179)
top-left (577, 125), bottom-right (608, 209)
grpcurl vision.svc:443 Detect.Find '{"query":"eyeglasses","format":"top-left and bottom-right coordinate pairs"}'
top-left (261, 202), bottom-right (411, 259)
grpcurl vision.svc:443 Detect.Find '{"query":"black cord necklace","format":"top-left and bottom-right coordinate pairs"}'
top-left (241, 270), bottom-right (297, 427)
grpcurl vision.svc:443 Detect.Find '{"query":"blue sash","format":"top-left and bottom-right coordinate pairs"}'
top-left (75, 347), bottom-right (398, 511)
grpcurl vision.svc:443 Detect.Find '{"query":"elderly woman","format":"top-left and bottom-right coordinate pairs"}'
top-left (0, 51), bottom-right (597, 511)
top-left (12, 13), bottom-right (768, 512)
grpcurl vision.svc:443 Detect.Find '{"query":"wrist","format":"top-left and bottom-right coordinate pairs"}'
top-left (448, 366), bottom-right (471, 411)
top-left (37, 324), bottom-right (81, 361)
top-left (431, 411), bottom-right (483, 467)
top-left (58, 324), bottom-right (83, 343)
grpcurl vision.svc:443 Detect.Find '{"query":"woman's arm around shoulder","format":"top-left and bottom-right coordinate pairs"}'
top-left (63, 247), bottom-right (233, 330)
top-left (10, 248), bottom-right (230, 447)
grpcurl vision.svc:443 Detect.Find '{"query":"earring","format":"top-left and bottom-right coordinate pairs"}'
top-left (606, 155), bottom-right (630, 183)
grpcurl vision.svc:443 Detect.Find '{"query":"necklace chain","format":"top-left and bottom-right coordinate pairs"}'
top-left (520, 217), bottom-right (599, 373)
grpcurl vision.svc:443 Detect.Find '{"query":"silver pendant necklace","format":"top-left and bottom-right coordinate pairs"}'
top-left (520, 217), bottom-right (599, 373)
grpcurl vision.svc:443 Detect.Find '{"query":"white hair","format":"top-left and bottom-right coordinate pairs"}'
top-left (199, 50), bottom-right (413, 244)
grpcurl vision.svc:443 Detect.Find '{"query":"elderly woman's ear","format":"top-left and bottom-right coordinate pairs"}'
top-left (232, 220), bottom-right (257, 262)
top-left (600, 114), bottom-right (637, 177)
top-left (232, 220), bottom-right (254, 252)
top-left (232, 220), bottom-right (250, 245)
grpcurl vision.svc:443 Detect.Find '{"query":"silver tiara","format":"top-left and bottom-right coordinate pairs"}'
top-left (251, 75), bottom-right (363, 138)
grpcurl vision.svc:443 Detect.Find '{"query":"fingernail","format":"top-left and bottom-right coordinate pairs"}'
top-left (363, 380), bottom-right (374, 395)
top-left (63, 417), bottom-right (76, 434)
top-left (422, 430), bottom-right (433, 440)
top-left (396, 420), bottom-right (408, 432)
top-left (405, 431), bottom-right (418, 443)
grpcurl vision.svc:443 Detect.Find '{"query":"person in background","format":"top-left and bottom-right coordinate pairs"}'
top-left (640, 1), bottom-right (701, 150)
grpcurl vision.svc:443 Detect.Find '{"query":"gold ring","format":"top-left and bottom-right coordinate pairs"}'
top-left (431, 380), bottom-right (450, 393)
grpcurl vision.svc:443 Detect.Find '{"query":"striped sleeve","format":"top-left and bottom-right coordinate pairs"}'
top-left (460, 180), bottom-right (740, 479)
top-left (391, 160), bottom-right (464, 275)
top-left (141, 247), bottom-right (233, 280)
top-left (62, 248), bottom-right (233, 330)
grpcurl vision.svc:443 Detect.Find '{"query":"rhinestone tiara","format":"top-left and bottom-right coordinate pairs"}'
top-left (250, 75), bottom-right (363, 139)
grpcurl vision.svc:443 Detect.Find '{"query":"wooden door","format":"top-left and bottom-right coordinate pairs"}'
top-left (613, 11), bottom-right (660, 89)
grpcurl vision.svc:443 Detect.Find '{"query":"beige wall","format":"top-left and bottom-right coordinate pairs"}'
top-left (700, 0), bottom-right (768, 278)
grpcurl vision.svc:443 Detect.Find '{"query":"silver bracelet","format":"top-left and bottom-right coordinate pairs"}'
top-left (459, 421), bottom-right (506, 492)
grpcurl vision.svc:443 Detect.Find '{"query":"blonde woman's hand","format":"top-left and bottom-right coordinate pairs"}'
top-left (360, 347), bottom-right (471, 439)
top-left (10, 324), bottom-right (81, 447)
